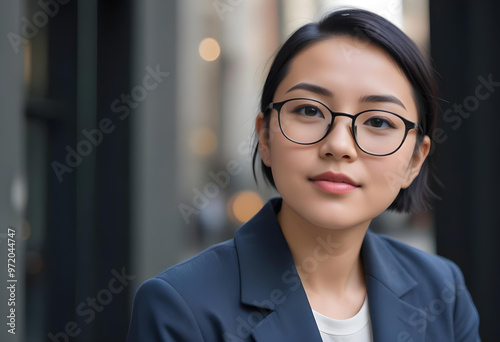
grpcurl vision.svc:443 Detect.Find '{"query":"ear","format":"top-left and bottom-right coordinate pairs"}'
top-left (256, 113), bottom-right (271, 167)
top-left (402, 135), bottom-right (431, 189)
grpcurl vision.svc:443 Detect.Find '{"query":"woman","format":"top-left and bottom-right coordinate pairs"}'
top-left (127, 8), bottom-right (480, 341)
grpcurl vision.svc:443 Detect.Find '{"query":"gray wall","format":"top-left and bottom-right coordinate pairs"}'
top-left (0, 1), bottom-right (26, 341)
top-left (129, 0), bottom-right (182, 290)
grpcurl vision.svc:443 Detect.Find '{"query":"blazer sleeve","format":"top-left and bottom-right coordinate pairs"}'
top-left (445, 259), bottom-right (481, 341)
top-left (127, 278), bottom-right (205, 342)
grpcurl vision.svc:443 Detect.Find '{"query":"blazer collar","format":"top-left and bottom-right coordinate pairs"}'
top-left (234, 198), bottom-right (425, 342)
top-left (362, 231), bottom-right (425, 341)
top-left (234, 198), bottom-right (322, 341)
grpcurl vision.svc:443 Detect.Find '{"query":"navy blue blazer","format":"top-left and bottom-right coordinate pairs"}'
top-left (127, 198), bottom-right (480, 341)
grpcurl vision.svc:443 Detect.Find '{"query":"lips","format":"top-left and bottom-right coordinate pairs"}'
top-left (309, 172), bottom-right (360, 194)
top-left (310, 172), bottom-right (359, 186)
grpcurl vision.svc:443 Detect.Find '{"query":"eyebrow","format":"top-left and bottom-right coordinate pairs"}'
top-left (286, 82), bottom-right (333, 97)
top-left (286, 82), bottom-right (407, 110)
top-left (359, 94), bottom-right (407, 110)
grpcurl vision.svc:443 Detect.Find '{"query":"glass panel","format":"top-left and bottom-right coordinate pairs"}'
top-left (355, 111), bottom-right (406, 154)
top-left (280, 99), bottom-right (331, 143)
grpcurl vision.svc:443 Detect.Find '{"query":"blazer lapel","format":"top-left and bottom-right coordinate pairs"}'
top-left (366, 276), bottom-right (426, 342)
top-left (362, 230), bottom-right (426, 342)
top-left (234, 198), bottom-right (322, 342)
top-left (234, 199), bottom-right (426, 342)
top-left (251, 286), bottom-right (322, 342)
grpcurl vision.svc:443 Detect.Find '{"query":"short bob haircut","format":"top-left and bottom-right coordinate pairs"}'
top-left (252, 8), bottom-right (438, 213)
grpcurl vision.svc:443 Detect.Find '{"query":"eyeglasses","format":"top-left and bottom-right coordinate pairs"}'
top-left (267, 98), bottom-right (422, 156)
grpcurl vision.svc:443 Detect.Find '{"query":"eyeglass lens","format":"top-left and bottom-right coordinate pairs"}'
top-left (278, 99), bottom-right (410, 155)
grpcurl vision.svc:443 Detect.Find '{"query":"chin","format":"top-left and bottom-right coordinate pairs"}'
top-left (289, 193), bottom-right (387, 230)
top-left (307, 214), bottom-right (365, 231)
top-left (292, 201), bottom-right (367, 230)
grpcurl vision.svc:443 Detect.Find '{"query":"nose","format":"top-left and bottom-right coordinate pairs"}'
top-left (318, 116), bottom-right (358, 161)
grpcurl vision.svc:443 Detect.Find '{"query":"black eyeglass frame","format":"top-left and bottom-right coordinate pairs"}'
top-left (267, 97), bottom-right (423, 157)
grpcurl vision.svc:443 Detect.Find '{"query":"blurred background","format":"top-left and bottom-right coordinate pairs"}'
top-left (0, 0), bottom-right (499, 341)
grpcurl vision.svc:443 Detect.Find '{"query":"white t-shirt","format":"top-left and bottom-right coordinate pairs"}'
top-left (312, 296), bottom-right (373, 342)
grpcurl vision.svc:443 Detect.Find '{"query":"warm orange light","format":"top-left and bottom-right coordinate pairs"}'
top-left (26, 251), bottom-right (44, 275)
top-left (229, 191), bottom-right (263, 223)
top-left (21, 219), bottom-right (31, 240)
top-left (199, 38), bottom-right (221, 62)
top-left (189, 127), bottom-right (218, 156)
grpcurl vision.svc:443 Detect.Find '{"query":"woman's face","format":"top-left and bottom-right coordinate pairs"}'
top-left (257, 36), bottom-right (430, 230)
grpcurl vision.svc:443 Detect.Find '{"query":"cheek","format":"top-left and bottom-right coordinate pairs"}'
top-left (269, 139), bottom-right (307, 177)
top-left (267, 132), bottom-right (315, 189)
top-left (267, 116), bottom-right (303, 167)
top-left (367, 151), bottom-right (413, 195)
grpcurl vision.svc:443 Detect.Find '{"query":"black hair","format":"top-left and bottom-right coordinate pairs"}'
top-left (252, 8), bottom-right (438, 213)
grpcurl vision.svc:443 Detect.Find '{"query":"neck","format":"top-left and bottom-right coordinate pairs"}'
top-left (277, 199), bottom-right (369, 298)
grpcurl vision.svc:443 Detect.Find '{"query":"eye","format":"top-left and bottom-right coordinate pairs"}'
top-left (293, 105), bottom-right (324, 118)
top-left (363, 117), bottom-right (395, 129)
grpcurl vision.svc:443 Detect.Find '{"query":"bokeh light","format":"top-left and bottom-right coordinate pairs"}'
top-left (199, 37), bottom-right (221, 62)
top-left (189, 127), bottom-right (218, 156)
top-left (228, 191), bottom-right (264, 223)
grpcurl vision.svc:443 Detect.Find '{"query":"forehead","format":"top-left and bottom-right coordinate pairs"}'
top-left (275, 36), bottom-right (416, 117)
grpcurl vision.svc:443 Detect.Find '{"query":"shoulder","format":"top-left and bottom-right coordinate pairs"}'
top-left (144, 239), bottom-right (240, 303)
top-left (366, 231), bottom-right (480, 341)
top-left (367, 230), bottom-right (460, 281)
top-left (127, 239), bottom-right (242, 341)
top-left (134, 238), bottom-right (241, 305)
top-left (363, 230), bottom-right (474, 311)
top-left (156, 238), bottom-right (238, 284)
